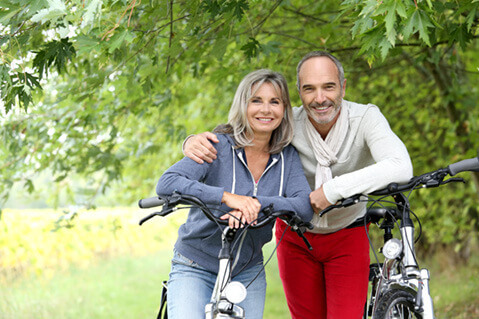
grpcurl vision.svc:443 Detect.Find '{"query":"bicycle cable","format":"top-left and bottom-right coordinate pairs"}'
top-left (245, 223), bottom-right (291, 289)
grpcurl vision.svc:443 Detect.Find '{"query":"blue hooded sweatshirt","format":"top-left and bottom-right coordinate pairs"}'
top-left (156, 134), bottom-right (313, 274)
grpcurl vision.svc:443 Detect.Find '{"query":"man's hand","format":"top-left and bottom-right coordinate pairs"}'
top-left (220, 192), bottom-right (261, 227)
top-left (310, 186), bottom-right (333, 214)
top-left (183, 132), bottom-right (219, 164)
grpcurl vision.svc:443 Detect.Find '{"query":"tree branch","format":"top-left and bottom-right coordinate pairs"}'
top-left (166, 0), bottom-right (173, 74)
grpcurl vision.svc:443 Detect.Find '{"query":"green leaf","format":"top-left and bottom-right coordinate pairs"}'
top-left (25, 179), bottom-right (35, 193)
top-left (81, 0), bottom-right (103, 29)
top-left (30, 0), bottom-right (66, 23)
top-left (108, 29), bottom-right (131, 53)
top-left (379, 37), bottom-right (392, 60)
top-left (226, 0), bottom-right (249, 20)
top-left (395, 1), bottom-right (408, 19)
top-left (403, 8), bottom-right (434, 45)
top-left (33, 38), bottom-right (76, 79)
top-left (465, 6), bottom-right (477, 31)
top-left (240, 37), bottom-right (261, 61)
top-left (415, 9), bottom-right (434, 46)
top-left (76, 35), bottom-right (102, 54)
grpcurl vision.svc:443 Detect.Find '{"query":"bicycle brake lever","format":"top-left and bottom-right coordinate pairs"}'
top-left (442, 177), bottom-right (465, 185)
top-left (139, 212), bottom-right (158, 226)
top-left (319, 205), bottom-right (336, 217)
top-left (303, 221), bottom-right (314, 230)
top-left (295, 229), bottom-right (313, 251)
top-left (139, 207), bottom-right (175, 225)
top-left (320, 195), bottom-right (362, 217)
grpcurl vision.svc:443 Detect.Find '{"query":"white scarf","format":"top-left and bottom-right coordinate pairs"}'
top-left (304, 104), bottom-right (349, 227)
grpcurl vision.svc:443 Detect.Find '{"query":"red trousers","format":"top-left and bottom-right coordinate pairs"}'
top-left (276, 220), bottom-right (370, 319)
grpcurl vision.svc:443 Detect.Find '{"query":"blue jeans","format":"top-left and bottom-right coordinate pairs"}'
top-left (167, 250), bottom-right (266, 319)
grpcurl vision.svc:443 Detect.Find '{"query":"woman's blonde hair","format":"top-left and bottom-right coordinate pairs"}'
top-left (214, 69), bottom-right (293, 154)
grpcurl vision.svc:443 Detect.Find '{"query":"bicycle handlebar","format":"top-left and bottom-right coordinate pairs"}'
top-left (138, 193), bottom-right (314, 250)
top-left (319, 155), bottom-right (479, 216)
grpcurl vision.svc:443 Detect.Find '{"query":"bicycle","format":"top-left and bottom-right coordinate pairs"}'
top-left (138, 192), bottom-right (313, 319)
top-left (319, 155), bottom-right (479, 319)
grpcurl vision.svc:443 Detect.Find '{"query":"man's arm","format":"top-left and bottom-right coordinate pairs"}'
top-left (322, 106), bottom-right (413, 205)
top-left (183, 132), bottom-right (219, 164)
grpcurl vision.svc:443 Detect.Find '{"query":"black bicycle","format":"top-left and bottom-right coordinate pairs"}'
top-left (319, 155), bottom-right (479, 319)
top-left (138, 192), bottom-right (313, 319)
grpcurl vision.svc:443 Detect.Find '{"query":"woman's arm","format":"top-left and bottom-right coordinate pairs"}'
top-left (157, 138), bottom-right (261, 225)
top-left (254, 148), bottom-right (314, 222)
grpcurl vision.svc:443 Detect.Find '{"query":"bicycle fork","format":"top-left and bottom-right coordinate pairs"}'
top-left (205, 227), bottom-right (246, 319)
top-left (401, 226), bottom-right (435, 319)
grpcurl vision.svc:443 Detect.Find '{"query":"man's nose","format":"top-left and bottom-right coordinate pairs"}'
top-left (314, 90), bottom-right (326, 104)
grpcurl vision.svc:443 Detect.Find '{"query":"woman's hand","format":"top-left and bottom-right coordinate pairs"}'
top-left (220, 192), bottom-right (261, 227)
top-left (220, 210), bottom-right (246, 229)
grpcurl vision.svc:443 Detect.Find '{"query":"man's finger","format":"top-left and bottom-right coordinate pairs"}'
top-left (184, 151), bottom-right (204, 164)
top-left (198, 142), bottom-right (217, 159)
top-left (203, 132), bottom-right (219, 144)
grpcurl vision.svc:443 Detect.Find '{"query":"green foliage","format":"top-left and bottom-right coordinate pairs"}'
top-left (0, 0), bottom-right (478, 253)
top-left (33, 38), bottom-right (76, 79)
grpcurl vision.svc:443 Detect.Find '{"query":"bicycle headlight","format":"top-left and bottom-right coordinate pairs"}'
top-left (224, 281), bottom-right (247, 304)
top-left (383, 238), bottom-right (403, 259)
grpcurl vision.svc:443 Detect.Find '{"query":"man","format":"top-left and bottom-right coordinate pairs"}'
top-left (183, 51), bottom-right (413, 318)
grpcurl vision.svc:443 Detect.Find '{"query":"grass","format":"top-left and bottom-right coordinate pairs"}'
top-left (2, 243), bottom-right (477, 319)
top-left (0, 252), bottom-right (172, 319)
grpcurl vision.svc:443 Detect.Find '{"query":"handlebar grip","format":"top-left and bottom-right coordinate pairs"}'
top-left (448, 157), bottom-right (479, 176)
top-left (138, 196), bottom-right (166, 208)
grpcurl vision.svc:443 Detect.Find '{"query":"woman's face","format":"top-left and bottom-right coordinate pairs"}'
top-left (247, 82), bottom-right (285, 137)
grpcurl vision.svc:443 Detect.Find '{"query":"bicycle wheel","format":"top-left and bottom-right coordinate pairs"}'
top-left (374, 289), bottom-right (422, 319)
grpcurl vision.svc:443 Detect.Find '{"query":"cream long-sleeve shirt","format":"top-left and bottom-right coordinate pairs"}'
top-left (292, 100), bottom-right (413, 234)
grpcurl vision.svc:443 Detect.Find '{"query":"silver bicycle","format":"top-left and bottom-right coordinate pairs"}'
top-left (138, 193), bottom-right (312, 319)
top-left (319, 156), bottom-right (479, 319)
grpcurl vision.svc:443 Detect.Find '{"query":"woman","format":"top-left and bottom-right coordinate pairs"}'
top-left (156, 69), bottom-right (313, 319)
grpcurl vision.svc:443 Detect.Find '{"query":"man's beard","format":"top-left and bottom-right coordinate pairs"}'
top-left (307, 97), bottom-right (342, 125)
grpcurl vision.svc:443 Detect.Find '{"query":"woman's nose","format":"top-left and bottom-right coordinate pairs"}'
top-left (261, 103), bottom-right (272, 113)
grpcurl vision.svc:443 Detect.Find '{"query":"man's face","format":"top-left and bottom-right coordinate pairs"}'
top-left (298, 57), bottom-right (346, 126)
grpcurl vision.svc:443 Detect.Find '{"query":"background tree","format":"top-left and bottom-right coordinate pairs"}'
top-left (1, 0), bottom-right (478, 256)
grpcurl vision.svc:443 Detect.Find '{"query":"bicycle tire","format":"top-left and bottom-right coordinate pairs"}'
top-left (374, 289), bottom-right (422, 319)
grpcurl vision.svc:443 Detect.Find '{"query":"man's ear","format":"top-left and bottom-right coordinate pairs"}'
top-left (341, 79), bottom-right (347, 98)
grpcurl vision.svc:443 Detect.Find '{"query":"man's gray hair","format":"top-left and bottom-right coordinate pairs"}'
top-left (214, 69), bottom-right (294, 154)
top-left (296, 51), bottom-right (345, 91)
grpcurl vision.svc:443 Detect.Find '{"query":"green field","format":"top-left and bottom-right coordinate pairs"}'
top-left (1, 208), bottom-right (478, 318)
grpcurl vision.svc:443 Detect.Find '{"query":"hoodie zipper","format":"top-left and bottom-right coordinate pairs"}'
top-left (237, 151), bottom-right (278, 196)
